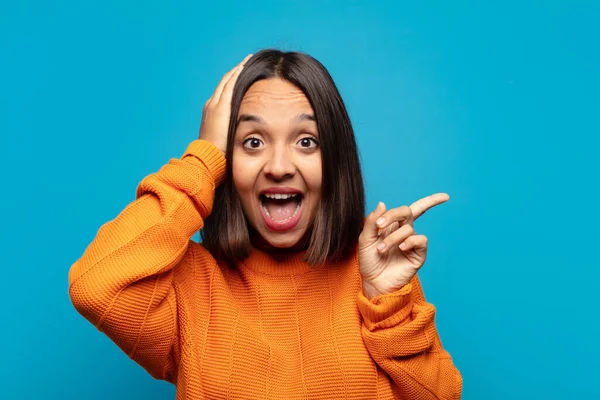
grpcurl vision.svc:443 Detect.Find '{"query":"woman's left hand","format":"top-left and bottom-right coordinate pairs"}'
top-left (358, 193), bottom-right (450, 299)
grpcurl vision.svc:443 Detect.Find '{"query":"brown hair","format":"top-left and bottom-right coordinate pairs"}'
top-left (201, 49), bottom-right (365, 265)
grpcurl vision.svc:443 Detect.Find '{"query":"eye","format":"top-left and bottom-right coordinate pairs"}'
top-left (243, 137), bottom-right (264, 149)
top-left (297, 137), bottom-right (319, 149)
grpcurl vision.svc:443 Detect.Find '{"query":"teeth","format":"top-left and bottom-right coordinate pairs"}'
top-left (263, 193), bottom-right (298, 200)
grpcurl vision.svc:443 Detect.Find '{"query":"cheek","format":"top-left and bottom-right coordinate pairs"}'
top-left (304, 157), bottom-right (323, 194)
top-left (232, 155), bottom-right (257, 197)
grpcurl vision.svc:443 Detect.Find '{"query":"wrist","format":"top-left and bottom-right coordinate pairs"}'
top-left (361, 279), bottom-right (411, 300)
top-left (182, 140), bottom-right (227, 186)
top-left (362, 281), bottom-right (384, 300)
top-left (198, 135), bottom-right (226, 156)
top-left (357, 282), bottom-right (415, 331)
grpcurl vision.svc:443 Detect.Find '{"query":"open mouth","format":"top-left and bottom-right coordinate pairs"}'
top-left (259, 192), bottom-right (304, 231)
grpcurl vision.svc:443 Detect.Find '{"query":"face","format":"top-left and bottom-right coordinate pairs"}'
top-left (232, 78), bottom-right (322, 250)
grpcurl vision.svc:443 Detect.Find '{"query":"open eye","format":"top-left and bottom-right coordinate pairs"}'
top-left (243, 137), bottom-right (264, 149)
top-left (297, 137), bottom-right (319, 149)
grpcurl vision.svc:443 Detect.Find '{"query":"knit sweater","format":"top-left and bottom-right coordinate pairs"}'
top-left (68, 140), bottom-right (462, 400)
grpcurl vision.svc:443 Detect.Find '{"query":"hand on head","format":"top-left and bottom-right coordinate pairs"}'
top-left (199, 54), bottom-right (253, 154)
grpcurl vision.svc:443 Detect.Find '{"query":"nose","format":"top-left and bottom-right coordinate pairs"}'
top-left (263, 144), bottom-right (296, 181)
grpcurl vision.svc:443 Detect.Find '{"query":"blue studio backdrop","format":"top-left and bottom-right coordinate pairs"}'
top-left (1, 1), bottom-right (598, 399)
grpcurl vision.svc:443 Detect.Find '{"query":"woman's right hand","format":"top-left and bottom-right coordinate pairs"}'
top-left (198, 54), bottom-right (253, 155)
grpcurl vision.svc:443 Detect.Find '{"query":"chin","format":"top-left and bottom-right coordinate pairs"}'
top-left (250, 223), bottom-right (310, 251)
top-left (261, 230), bottom-right (304, 249)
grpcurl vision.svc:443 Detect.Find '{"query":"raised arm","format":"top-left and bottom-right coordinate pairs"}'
top-left (68, 54), bottom-right (251, 381)
top-left (357, 195), bottom-right (462, 398)
top-left (68, 139), bottom-right (225, 381)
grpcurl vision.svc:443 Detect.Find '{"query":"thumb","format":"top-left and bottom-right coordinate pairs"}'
top-left (360, 202), bottom-right (387, 244)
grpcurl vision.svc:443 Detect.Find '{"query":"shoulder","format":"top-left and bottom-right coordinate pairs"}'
top-left (171, 240), bottom-right (220, 282)
top-left (188, 240), bottom-right (216, 261)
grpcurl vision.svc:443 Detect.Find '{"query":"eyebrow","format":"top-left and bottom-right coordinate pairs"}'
top-left (237, 113), bottom-right (316, 125)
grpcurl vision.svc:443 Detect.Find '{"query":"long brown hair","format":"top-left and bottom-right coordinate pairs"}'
top-left (201, 49), bottom-right (365, 265)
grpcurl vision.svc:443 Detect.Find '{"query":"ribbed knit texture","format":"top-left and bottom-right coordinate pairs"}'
top-left (68, 140), bottom-right (463, 400)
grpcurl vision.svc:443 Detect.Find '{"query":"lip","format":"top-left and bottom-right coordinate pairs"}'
top-left (260, 186), bottom-right (303, 195)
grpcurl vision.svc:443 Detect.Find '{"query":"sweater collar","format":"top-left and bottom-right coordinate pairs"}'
top-left (239, 246), bottom-right (326, 276)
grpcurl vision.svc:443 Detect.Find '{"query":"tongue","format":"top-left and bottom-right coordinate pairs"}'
top-left (264, 198), bottom-right (300, 221)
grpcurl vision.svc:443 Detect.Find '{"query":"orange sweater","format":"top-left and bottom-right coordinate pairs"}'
top-left (68, 140), bottom-right (462, 399)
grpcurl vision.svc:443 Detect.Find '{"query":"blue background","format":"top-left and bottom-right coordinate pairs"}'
top-left (1, 1), bottom-right (598, 399)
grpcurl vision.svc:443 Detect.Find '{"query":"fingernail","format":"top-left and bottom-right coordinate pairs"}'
top-left (377, 242), bottom-right (385, 251)
top-left (399, 242), bottom-right (407, 250)
top-left (376, 217), bottom-right (385, 227)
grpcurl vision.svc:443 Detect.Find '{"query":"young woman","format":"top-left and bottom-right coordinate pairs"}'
top-left (69, 50), bottom-right (462, 399)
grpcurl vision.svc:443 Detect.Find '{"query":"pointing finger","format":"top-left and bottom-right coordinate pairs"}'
top-left (410, 193), bottom-right (450, 221)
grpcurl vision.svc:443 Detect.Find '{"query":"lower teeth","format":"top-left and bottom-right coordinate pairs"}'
top-left (262, 201), bottom-right (301, 223)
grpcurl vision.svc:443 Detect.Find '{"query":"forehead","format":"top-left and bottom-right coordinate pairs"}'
top-left (239, 78), bottom-right (314, 116)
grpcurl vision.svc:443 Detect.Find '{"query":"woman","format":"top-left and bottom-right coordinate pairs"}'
top-left (69, 49), bottom-right (462, 399)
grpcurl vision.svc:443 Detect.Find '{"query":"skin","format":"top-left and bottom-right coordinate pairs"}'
top-left (358, 194), bottom-right (450, 298)
top-left (199, 55), bottom-right (450, 298)
top-left (232, 78), bottom-right (322, 250)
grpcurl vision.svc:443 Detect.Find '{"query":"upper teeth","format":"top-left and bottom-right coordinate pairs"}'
top-left (263, 193), bottom-right (298, 200)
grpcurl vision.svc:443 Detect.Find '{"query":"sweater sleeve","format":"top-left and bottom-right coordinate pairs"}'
top-left (68, 139), bottom-right (225, 382)
top-left (357, 275), bottom-right (463, 400)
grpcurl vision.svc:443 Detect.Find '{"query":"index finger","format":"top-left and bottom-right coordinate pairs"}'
top-left (410, 193), bottom-right (450, 221)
